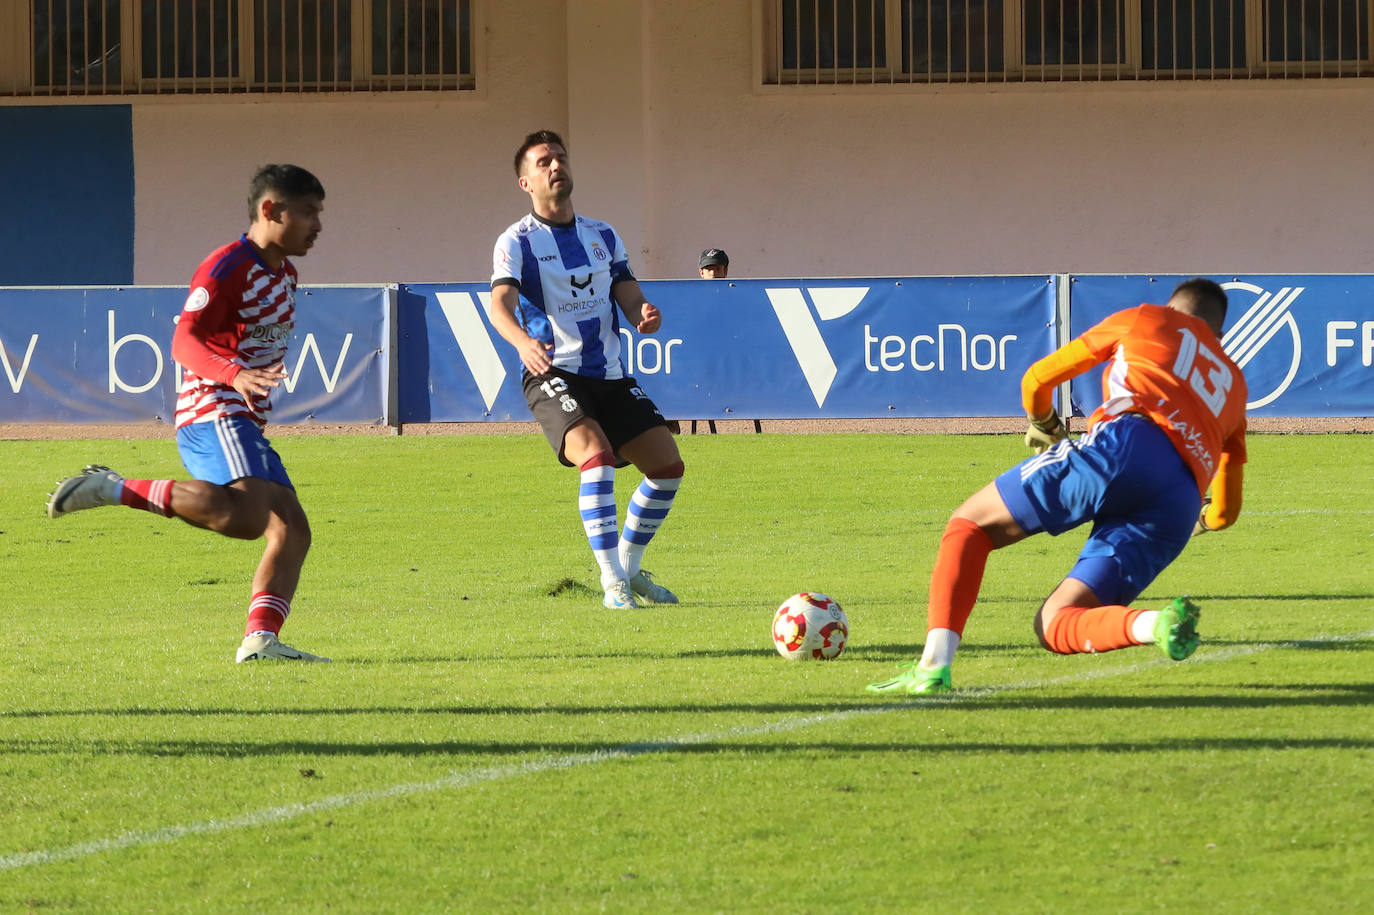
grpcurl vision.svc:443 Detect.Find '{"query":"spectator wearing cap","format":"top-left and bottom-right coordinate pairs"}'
top-left (698, 248), bottom-right (729, 279)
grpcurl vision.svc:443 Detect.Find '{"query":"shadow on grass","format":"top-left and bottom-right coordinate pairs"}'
top-left (1189, 594), bottom-right (1374, 602)
top-left (6, 682), bottom-right (1373, 722)
top-left (1203, 638), bottom-right (1373, 651)
top-left (4, 732), bottom-right (1374, 758)
top-left (338, 642), bottom-right (1036, 665)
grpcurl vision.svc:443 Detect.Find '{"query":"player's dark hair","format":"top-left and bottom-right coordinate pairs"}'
top-left (1170, 277), bottom-right (1228, 328)
top-left (247, 164), bottom-right (325, 222)
top-left (513, 130), bottom-right (566, 175)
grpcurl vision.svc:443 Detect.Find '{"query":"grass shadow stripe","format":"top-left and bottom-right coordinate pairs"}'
top-left (5, 625), bottom-right (1371, 873)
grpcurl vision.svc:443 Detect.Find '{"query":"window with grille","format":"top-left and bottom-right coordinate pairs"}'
top-left (764, 0), bottom-right (1374, 83)
top-left (15, 0), bottom-right (475, 95)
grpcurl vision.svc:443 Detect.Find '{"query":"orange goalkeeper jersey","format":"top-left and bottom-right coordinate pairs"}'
top-left (1025, 304), bottom-right (1248, 494)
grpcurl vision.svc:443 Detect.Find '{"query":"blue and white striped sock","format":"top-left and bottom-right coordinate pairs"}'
top-left (619, 472), bottom-right (682, 578)
top-left (579, 454), bottom-right (626, 588)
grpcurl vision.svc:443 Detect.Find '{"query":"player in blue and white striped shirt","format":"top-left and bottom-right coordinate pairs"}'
top-left (490, 130), bottom-right (684, 610)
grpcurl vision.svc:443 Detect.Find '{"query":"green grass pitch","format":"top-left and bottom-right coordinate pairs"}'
top-left (2, 431), bottom-right (1371, 912)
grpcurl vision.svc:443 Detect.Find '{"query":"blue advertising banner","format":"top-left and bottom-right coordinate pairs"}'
top-left (1068, 275), bottom-right (1374, 417)
top-left (400, 276), bottom-right (1058, 421)
top-left (0, 286), bottom-right (390, 424)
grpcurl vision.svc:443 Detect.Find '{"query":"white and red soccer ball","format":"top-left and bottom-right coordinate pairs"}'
top-left (772, 592), bottom-right (848, 660)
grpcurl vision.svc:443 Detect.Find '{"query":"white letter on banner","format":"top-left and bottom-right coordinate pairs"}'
top-left (880, 335), bottom-right (905, 371)
top-left (436, 292), bottom-right (506, 411)
top-left (1326, 321), bottom-right (1356, 367)
top-left (1000, 334), bottom-right (1017, 368)
top-left (284, 333), bottom-right (353, 393)
top-left (766, 288), bottom-right (836, 408)
top-left (108, 311), bottom-right (163, 394)
top-left (1, 334), bottom-right (39, 392)
top-left (938, 324), bottom-right (967, 371)
top-left (1364, 322), bottom-right (1374, 367)
top-left (970, 334), bottom-right (997, 371)
top-left (910, 335), bottom-right (935, 371)
top-left (633, 337), bottom-right (681, 375)
top-left (619, 327), bottom-right (636, 373)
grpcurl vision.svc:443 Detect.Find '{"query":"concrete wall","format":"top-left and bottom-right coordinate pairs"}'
top-left (639, 1), bottom-right (1374, 279)
top-left (5, 0), bottom-right (1373, 285)
top-left (131, 2), bottom-right (569, 285)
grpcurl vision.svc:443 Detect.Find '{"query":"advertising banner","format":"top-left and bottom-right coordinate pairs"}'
top-left (400, 276), bottom-right (1058, 421)
top-left (0, 286), bottom-right (390, 424)
top-left (1069, 275), bottom-right (1374, 417)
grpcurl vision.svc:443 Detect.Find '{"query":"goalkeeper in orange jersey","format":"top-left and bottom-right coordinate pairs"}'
top-left (868, 278), bottom-right (1248, 695)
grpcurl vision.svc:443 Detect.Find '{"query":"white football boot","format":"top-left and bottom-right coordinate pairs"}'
top-left (47, 465), bottom-right (124, 518)
top-left (602, 579), bottom-right (641, 609)
top-left (628, 569), bottom-right (678, 604)
top-left (236, 633), bottom-right (331, 663)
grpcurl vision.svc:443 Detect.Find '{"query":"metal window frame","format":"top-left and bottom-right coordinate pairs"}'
top-left (761, 0), bottom-right (1374, 83)
top-left (355, 0), bottom-right (476, 91)
top-left (1255, 0), bottom-right (1373, 76)
top-left (766, 0), bottom-right (902, 85)
top-left (126, 0), bottom-right (253, 93)
top-left (9, 0), bottom-right (479, 96)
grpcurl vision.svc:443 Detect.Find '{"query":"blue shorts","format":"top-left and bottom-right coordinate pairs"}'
top-left (176, 415), bottom-right (293, 489)
top-left (994, 414), bottom-right (1200, 606)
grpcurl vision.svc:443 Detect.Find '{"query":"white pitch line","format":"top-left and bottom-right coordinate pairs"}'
top-left (4, 627), bottom-right (1372, 873)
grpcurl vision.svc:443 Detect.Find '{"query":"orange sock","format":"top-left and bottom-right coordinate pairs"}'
top-left (1044, 605), bottom-right (1145, 654)
top-left (927, 517), bottom-right (994, 636)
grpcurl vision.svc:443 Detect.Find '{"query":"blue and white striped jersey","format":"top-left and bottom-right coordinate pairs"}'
top-left (491, 212), bottom-right (636, 380)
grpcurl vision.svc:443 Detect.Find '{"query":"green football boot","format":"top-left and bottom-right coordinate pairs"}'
top-left (865, 660), bottom-right (952, 695)
top-left (1154, 597), bottom-right (1202, 661)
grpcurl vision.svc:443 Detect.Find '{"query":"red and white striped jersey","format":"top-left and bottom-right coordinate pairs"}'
top-left (172, 235), bottom-right (297, 429)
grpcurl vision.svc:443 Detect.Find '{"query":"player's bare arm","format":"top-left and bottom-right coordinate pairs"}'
top-left (612, 279), bottom-right (660, 333)
top-left (490, 283), bottom-right (554, 375)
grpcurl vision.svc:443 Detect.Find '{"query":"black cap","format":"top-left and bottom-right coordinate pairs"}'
top-left (698, 248), bottom-right (729, 268)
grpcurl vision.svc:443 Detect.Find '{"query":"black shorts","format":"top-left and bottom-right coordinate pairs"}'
top-left (523, 367), bottom-right (667, 466)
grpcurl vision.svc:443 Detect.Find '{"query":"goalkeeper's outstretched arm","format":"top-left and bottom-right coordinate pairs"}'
top-left (1195, 453), bottom-right (1244, 534)
top-left (1020, 339), bottom-right (1099, 454)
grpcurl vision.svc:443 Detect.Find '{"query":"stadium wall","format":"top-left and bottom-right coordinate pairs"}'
top-left (2, 3), bottom-right (1373, 287)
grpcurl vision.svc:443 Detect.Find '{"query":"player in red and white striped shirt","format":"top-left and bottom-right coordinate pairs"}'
top-left (47, 164), bottom-right (329, 664)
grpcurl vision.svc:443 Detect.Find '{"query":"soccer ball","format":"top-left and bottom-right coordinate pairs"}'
top-left (771, 592), bottom-right (848, 660)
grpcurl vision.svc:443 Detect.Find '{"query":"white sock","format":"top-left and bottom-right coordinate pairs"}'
top-left (1132, 610), bottom-right (1159, 644)
top-left (920, 628), bottom-right (961, 669)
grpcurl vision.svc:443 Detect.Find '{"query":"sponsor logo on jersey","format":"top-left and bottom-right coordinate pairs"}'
top-left (249, 322), bottom-right (293, 343)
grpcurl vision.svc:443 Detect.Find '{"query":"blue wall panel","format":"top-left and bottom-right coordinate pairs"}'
top-left (0, 286), bottom-right (390, 423)
top-left (0, 105), bottom-right (135, 286)
top-left (401, 277), bottom-right (1059, 421)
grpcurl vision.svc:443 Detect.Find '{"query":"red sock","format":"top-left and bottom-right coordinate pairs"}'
top-left (927, 517), bottom-right (995, 636)
top-left (245, 591), bottom-right (290, 637)
top-left (119, 479), bottom-right (175, 517)
top-left (1044, 605), bottom-right (1145, 654)
top-left (579, 450), bottom-right (615, 471)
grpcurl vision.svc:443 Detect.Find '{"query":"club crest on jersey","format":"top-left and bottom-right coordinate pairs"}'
top-left (559, 394), bottom-right (578, 413)
top-left (591, 243), bottom-right (608, 262)
top-left (184, 287), bottom-right (210, 312)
